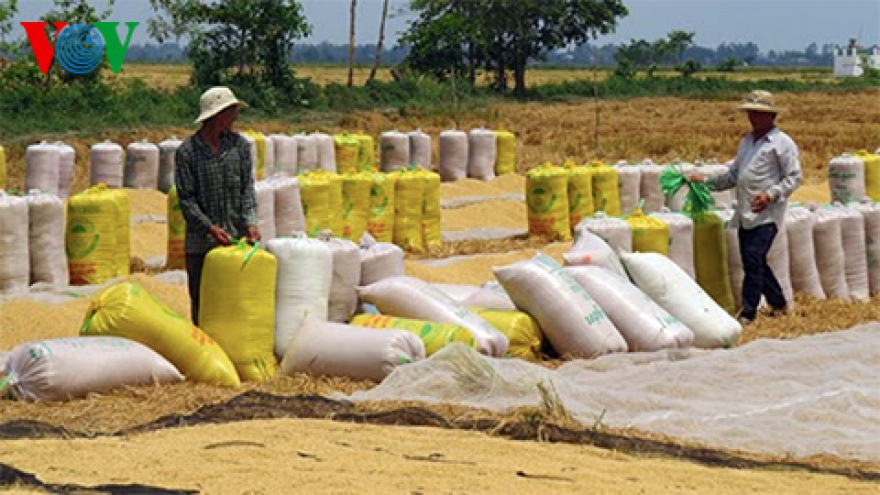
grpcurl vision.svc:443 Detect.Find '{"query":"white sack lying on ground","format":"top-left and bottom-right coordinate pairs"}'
top-left (564, 265), bottom-right (693, 351)
top-left (620, 251), bottom-right (741, 349)
top-left (346, 324), bottom-right (880, 462)
top-left (357, 276), bottom-right (509, 357)
top-left (461, 281), bottom-right (517, 311)
top-left (280, 316), bottom-right (425, 382)
top-left (494, 253), bottom-right (627, 358)
top-left (563, 227), bottom-right (628, 279)
top-left (3, 336), bottom-right (183, 401)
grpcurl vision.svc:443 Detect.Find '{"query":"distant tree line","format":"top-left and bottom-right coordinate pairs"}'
top-left (120, 39), bottom-right (838, 69)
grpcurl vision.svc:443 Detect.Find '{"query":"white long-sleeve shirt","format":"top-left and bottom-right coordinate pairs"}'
top-left (708, 127), bottom-right (802, 230)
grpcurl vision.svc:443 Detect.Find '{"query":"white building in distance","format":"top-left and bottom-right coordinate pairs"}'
top-left (834, 44), bottom-right (880, 77)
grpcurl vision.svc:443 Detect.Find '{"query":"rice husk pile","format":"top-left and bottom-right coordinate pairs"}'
top-left (441, 199), bottom-right (526, 232)
top-left (406, 242), bottom-right (570, 285)
top-left (439, 174), bottom-right (525, 200)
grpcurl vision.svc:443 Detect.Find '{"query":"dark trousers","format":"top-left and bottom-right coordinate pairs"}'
top-left (738, 223), bottom-right (786, 320)
top-left (185, 253), bottom-right (207, 326)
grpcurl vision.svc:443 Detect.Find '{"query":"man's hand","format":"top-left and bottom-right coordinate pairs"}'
top-left (209, 225), bottom-right (233, 246)
top-left (686, 173), bottom-right (706, 183)
top-left (247, 225), bottom-right (261, 244)
top-left (751, 192), bottom-right (771, 213)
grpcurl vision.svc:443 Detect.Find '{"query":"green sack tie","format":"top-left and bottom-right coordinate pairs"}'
top-left (659, 165), bottom-right (715, 219)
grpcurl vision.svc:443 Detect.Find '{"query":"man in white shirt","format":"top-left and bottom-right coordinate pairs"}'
top-left (690, 90), bottom-right (803, 325)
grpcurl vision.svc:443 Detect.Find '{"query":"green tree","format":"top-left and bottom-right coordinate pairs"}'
top-left (0, 0), bottom-right (18, 48)
top-left (149, 0), bottom-right (311, 92)
top-left (402, 0), bottom-right (627, 96)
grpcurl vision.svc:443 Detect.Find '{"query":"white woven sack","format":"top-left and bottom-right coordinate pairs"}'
top-left (637, 159), bottom-right (665, 212)
top-left (380, 130), bottom-right (410, 173)
top-left (853, 200), bottom-right (880, 296)
top-left (621, 251), bottom-right (741, 349)
top-left (0, 192), bottom-right (29, 294)
top-left (461, 281), bottom-right (517, 311)
top-left (266, 235), bottom-right (333, 358)
top-left (359, 232), bottom-right (405, 285)
top-left (55, 141), bottom-right (76, 199)
top-left (563, 230), bottom-right (628, 279)
top-left (812, 206), bottom-right (850, 300)
top-left (25, 191), bottom-right (68, 287)
top-left (357, 275), bottom-right (509, 357)
top-left (89, 140), bottom-right (124, 188)
top-left (430, 283), bottom-right (481, 303)
top-left (467, 128), bottom-right (497, 180)
top-left (614, 161), bottom-right (641, 216)
top-left (493, 253), bottom-right (626, 358)
top-left (124, 140), bottom-right (159, 189)
top-left (280, 316), bottom-right (425, 382)
top-left (313, 132), bottom-right (337, 173)
top-left (263, 135), bottom-right (275, 176)
top-left (408, 130), bottom-right (432, 169)
top-left (828, 153), bottom-right (865, 204)
top-left (271, 176), bottom-right (306, 236)
top-left (255, 180), bottom-right (277, 242)
top-left (766, 222), bottom-right (795, 307)
top-left (294, 133), bottom-right (318, 173)
top-left (3, 336), bottom-right (183, 401)
top-left (785, 205), bottom-right (824, 298)
top-left (157, 136), bottom-right (182, 194)
top-left (270, 134), bottom-right (298, 177)
top-left (319, 233), bottom-right (362, 323)
top-left (836, 203), bottom-right (869, 301)
top-left (25, 141), bottom-right (60, 195)
top-left (649, 209), bottom-right (695, 279)
top-left (438, 130), bottom-right (468, 182)
top-left (564, 265), bottom-right (694, 351)
top-left (700, 160), bottom-right (736, 209)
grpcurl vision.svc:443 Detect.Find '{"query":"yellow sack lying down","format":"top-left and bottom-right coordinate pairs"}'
top-left (350, 313), bottom-right (478, 356)
top-left (470, 307), bottom-right (543, 362)
top-left (200, 242), bottom-right (278, 382)
top-left (80, 282), bottom-right (241, 387)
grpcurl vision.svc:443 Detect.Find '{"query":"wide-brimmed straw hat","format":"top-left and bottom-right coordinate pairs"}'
top-left (738, 90), bottom-right (779, 114)
top-left (195, 86), bottom-right (247, 123)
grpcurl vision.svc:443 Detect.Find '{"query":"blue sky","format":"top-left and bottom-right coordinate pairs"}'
top-left (8, 0), bottom-right (880, 52)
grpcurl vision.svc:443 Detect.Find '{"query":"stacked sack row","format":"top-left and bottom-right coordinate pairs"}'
top-left (4, 222), bottom-right (738, 401)
top-left (0, 189), bottom-right (69, 294)
top-left (525, 159), bottom-right (735, 241)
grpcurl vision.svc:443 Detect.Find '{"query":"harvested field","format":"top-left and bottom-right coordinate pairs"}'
top-left (2, 89), bottom-right (880, 494)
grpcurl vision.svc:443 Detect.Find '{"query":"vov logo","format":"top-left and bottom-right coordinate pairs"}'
top-left (20, 22), bottom-right (139, 75)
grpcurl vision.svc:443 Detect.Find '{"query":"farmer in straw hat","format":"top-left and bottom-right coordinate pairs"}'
top-left (175, 86), bottom-right (261, 325)
top-left (689, 90), bottom-right (802, 325)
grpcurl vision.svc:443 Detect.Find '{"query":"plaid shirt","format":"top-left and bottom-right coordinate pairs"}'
top-left (175, 131), bottom-right (257, 254)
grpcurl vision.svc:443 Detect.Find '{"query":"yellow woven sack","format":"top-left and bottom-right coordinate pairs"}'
top-left (0, 146), bottom-right (6, 190)
top-left (242, 130), bottom-right (267, 180)
top-left (855, 150), bottom-right (880, 202)
top-left (526, 162), bottom-right (571, 241)
top-left (166, 185), bottom-right (186, 270)
top-left (310, 170), bottom-right (343, 236)
top-left (333, 133), bottom-right (361, 174)
top-left (565, 161), bottom-right (594, 230)
top-left (341, 172), bottom-right (373, 241)
top-left (350, 313), bottom-right (477, 356)
top-left (589, 160), bottom-right (621, 216)
top-left (495, 130), bottom-right (516, 175)
top-left (417, 169), bottom-right (442, 249)
top-left (368, 172), bottom-right (396, 242)
top-left (199, 241), bottom-right (278, 382)
top-left (693, 212), bottom-right (736, 314)
top-left (65, 186), bottom-right (120, 285)
top-left (470, 307), bottom-right (543, 362)
top-left (626, 209), bottom-right (670, 256)
top-left (81, 282), bottom-right (240, 387)
top-left (393, 169), bottom-right (426, 252)
top-left (103, 186), bottom-right (131, 277)
top-left (298, 173), bottom-right (331, 236)
top-left (355, 133), bottom-right (377, 172)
